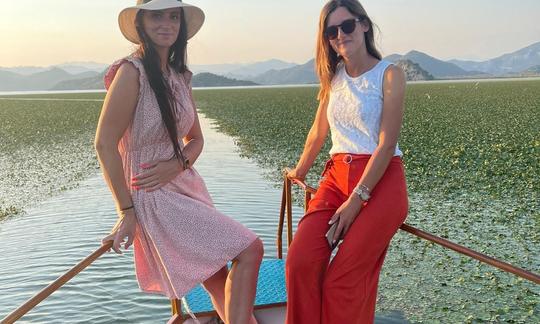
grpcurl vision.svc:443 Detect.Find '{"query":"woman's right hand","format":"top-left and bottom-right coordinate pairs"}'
top-left (102, 210), bottom-right (137, 254)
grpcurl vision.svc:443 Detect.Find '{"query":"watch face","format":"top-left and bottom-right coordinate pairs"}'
top-left (354, 186), bottom-right (370, 201)
top-left (359, 191), bottom-right (367, 201)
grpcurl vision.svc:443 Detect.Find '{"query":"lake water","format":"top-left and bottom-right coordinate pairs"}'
top-left (0, 113), bottom-right (409, 323)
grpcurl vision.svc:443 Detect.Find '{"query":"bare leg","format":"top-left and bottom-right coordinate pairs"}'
top-left (203, 266), bottom-right (228, 322)
top-left (225, 238), bottom-right (263, 324)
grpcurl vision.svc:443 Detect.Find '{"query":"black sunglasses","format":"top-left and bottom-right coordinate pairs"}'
top-left (324, 17), bottom-right (365, 40)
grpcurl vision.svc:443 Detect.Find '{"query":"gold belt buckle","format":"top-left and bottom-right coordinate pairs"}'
top-left (343, 154), bottom-right (353, 164)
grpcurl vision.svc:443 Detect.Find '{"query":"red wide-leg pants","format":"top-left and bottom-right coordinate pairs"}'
top-left (286, 154), bottom-right (408, 324)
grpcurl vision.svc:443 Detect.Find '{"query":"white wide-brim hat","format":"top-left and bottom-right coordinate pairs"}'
top-left (119, 0), bottom-right (205, 44)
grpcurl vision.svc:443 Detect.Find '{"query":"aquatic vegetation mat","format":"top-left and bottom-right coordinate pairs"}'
top-left (0, 93), bottom-right (103, 219)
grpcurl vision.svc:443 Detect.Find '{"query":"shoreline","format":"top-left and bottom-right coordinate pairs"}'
top-left (1, 76), bottom-right (540, 96)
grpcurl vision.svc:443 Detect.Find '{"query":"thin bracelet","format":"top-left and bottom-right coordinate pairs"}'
top-left (120, 205), bottom-right (134, 212)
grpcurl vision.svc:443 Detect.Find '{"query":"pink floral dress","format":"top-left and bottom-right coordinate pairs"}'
top-left (104, 56), bottom-right (258, 299)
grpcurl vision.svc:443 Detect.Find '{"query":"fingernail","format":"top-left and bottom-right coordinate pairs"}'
top-left (328, 220), bottom-right (333, 224)
top-left (332, 240), bottom-right (336, 244)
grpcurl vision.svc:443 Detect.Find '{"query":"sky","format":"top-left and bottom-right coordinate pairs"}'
top-left (1, 0), bottom-right (539, 67)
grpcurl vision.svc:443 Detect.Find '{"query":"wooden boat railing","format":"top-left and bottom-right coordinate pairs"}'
top-left (278, 167), bottom-right (540, 284)
top-left (2, 168), bottom-right (539, 323)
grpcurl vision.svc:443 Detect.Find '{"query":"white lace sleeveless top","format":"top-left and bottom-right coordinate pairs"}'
top-left (327, 60), bottom-right (402, 156)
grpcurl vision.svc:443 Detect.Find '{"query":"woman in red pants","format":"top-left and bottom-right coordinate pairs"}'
top-left (286, 1), bottom-right (408, 323)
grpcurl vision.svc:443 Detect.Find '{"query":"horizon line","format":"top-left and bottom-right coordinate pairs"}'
top-left (1, 39), bottom-right (539, 69)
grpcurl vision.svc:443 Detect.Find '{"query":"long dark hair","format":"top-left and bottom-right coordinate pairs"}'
top-left (316, 0), bottom-right (381, 102)
top-left (135, 8), bottom-right (189, 168)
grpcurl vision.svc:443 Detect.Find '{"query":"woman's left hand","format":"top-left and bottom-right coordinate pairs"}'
top-left (132, 158), bottom-right (184, 192)
top-left (328, 194), bottom-right (364, 245)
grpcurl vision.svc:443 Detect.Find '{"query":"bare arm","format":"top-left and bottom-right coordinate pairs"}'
top-left (95, 63), bottom-right (139, 210)
top-left (354, 64), bottom-right (406, 192)
top-left (95, 62), bottom-right (140, 253)
top-left (181, 85), bottom-right (204, 167)
top-left (289, 97), bottom-right (330, 180)
top-left (329, 65), bottom-right (406, 242)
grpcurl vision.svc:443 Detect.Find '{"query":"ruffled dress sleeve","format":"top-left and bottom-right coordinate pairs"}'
top-left (103, 56), bottom-right (147, 91)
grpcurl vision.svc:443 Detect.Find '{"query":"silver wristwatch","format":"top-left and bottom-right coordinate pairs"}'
top-left (353, 184), bottom-right (371, 201)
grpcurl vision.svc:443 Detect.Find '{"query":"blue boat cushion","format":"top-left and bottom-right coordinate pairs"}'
top-left (182, 258), bottom-right (286, 314)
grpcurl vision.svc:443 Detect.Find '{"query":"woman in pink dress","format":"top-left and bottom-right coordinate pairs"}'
top-left (94, 1), bottom-right (263, 323)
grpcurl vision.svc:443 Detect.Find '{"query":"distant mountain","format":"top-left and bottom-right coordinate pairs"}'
top-left (4, 41), bottom-right (540, 91)
top-left (524, 65), bottom-right (540, 73)
top-left (52, 71), bottom-right (258, 90)
top-left (189, 63), bottom-right (242, 76)
top-left (385, 50), bottom-right (482, 78)
top-left (384, 54), bottom-right (402, 63)
top-left (521, 64), bottom-right (540, 76)
top-left (251, 42), bottom-right (540, 84)
top-left (31, 67), bottom-right (72, 85)
top-left (192, 73), bottom-right (258, 87)
top-left (251, 59), bottom-right (317, 85)
top-left (0, 71), bottom-right (30, 91)
top-left (226, 59), bottom-right (297, 79)
top-left (51, 71), bottom-right (106, 90)
top-left (0, 66), bottom-right (48, 76)
top-left (0, 62), bottom-right (108, 76)
top-left (190, 59), bottom-right (296, 79)
top-left (449, 41), bottom-right (540, 75)
top-left (0, 68), bottom-right (100, 91)
top-left (53, 62), bottom-right (108, 74)
top-left (394, 59), bottom-right (434, 81)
